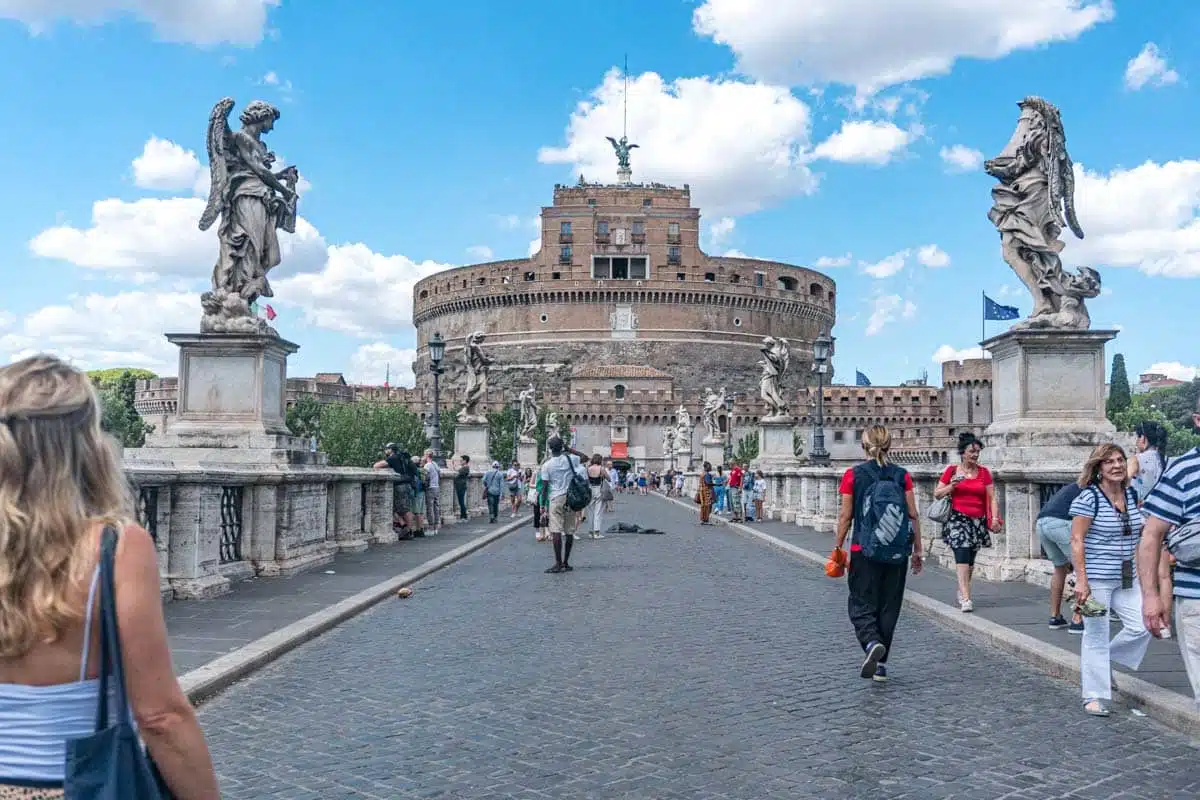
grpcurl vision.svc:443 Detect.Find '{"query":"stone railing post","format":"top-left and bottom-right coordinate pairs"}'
top-left (334, 479), bottom-right (370, 552)
top-left (369, 479), bottom-right (393, 543)
top-left (166, 482), bottom-right (230, 599)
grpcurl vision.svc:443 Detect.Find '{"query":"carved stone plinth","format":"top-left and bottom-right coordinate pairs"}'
top-left (517, 439), bottom-right (538, 469)
top-left (755, 421), bottom-right (799, 472)
top-left (127, 333), bottom-right (322, 467)
top-left (701, 439), bottom-right (726, 469)
top-left (675, 447), bottom-right (694, 472)
top-left (981, 328), bottom-right (1119, 472)
top-left (454, 421), bottom-right (490, 468)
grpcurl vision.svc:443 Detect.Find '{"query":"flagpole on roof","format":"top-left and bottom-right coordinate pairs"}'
top-left (980, 290), bottom-right (985, 347)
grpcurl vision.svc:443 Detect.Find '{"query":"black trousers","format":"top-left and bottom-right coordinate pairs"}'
top-left (847, 551), bottom-right (908, 662)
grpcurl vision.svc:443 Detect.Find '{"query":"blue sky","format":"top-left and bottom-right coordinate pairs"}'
top-left (0, 0), bottom-right (1197, 388)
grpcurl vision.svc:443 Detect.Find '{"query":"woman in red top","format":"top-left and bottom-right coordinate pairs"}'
top-left (933, 432), bottom-right (1002, 612)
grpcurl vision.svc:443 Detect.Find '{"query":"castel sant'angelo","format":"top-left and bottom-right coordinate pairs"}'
top-left (136, 144), bottom-right (993, 467)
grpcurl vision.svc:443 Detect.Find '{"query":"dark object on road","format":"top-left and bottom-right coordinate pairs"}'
top-left (605, 523), bottom-right (666, 535)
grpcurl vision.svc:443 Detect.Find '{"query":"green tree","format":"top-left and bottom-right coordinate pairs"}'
top-left (487, 406), bottom-right (519, 464)
top-left (1106, 353), bottom-right (1131, 418)
top-left (436, 406), bottom-right (459, 458)
top-left (285, 395), bottom-right (322, 439)
top-left (318, 402), bottom-right (427, 467)
top-left (1110, 389), bottom-right (1200, 456)
top-left (734, 432), bottom-right (760, 463)
top-left (90, 369), bottom-right (155, 448)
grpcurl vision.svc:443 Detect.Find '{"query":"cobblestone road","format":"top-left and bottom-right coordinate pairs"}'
top-left (198, 495), bottom-right (1199, 799)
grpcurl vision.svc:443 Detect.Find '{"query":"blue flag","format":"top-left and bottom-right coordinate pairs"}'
top-left (983, 294), bottom-right (1019, 321)
top-left (855, 370), bottom-right (871, 387)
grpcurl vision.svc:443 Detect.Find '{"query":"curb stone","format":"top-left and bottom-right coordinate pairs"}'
top-left (180, 517), bottom-right (526, 706)
top-left (654, 493), bottom-right (1200, 738)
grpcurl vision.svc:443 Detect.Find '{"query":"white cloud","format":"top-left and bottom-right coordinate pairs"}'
top-left (939, 144), bottom-right (983, 173)
top-left (0, 291), bottom-right (199, 374)
top-left (527, 237), bottom-right (541, 257)
top-left (692, 0), bottom-right (1114, 94)
top-left (1124, 43), bottom-right (1179, 91)
top-left (493, 214), bottom-right (523, 229)
top-left (0, 0), bottom-right (280, 45)
top-left (1069, 160), bottom-right (1200, 278)
top-left (916, 244), bottom-right (950, 268)
top-left (346, 343), bottom-right (418, 388)
top-left (865, 294), bottom-right (915, 335)
top-left (932, 344), bottom-right (989, 363)
top-left (861, 250), bottom-right (909, 279)
top-left (273, 245), bottom-right (454, 338)
top-left (709, 217), bottom-right (736, 248)
top-left (539, 70), bottom-right (816, 216)
top-left (1146, 361), bottom-right (1198, 382)
top-left (132, 136), bottom-right (205, 192)
top-left (815, 253), bottom-right (851, 269)
top-left (466, 245), bottom-right (494, 260)
top-left (812, 120), bottom-right (914, 165)
top-left (262, 70), bottom-right (279, 85)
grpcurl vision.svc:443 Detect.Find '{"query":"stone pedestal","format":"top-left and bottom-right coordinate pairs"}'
top-left (981, 329), bottom-right (1118, 472)
top-left (755, 420), bottom-right (799, 471)
top-left (617, 166), bottom-right (632, 184)
top-left (701, 438), bottom-right (726, 468)
top-left (674, 447), bottom-right (694, 472)
top-left (517, 438), bottom-right (538, 469)
top-left (454, 420), bottom-right (490, 467)
top-left (127, 333), bottom-right (321, 467)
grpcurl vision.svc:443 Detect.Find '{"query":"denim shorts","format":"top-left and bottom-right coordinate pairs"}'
top-left (1037, 517), bottom-right (1072, 567)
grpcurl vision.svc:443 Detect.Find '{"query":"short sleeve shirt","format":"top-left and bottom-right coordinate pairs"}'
top-left (940, 465), bottom-right (992, 519)
top-left (1069, 485), bottom-right (1143, 582)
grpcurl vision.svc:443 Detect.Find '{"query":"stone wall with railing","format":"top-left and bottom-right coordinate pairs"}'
top-left (127, 464), bottom-right (493, 601)
top-left (683, 463), bottom-right (1076, 586)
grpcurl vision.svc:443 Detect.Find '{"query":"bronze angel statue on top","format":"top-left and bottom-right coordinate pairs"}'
top-left (606, 135), bottom-right (638, 170)
top-left (985, 97), bottom-right (1100, 330)
top-left (198, 98), bottom-right (301, 335)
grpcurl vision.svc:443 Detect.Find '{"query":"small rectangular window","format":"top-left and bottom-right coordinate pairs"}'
top-left (632, 221), bottom-right (645, 235)
top-left (754, 272), bottom-right (765, 288)
top-left (676, 272), bottom-right (686, 281)
top-left (587, 199), bottom-right (597, 207)
top-left (597, 220), bottom-right (610, 235)
top-left (560, 221), bottom-right (571, 234)
top-left (524, 272), bottom-right (536, 281)
top-left (630, 257), bottom-right (647, 279)
top-left (730, 274), bottom-right (741, 284)
top-left (612, 257), bottom-right (629, 280)
top-left (552, 271), bottom-right (561, 279)
top-left (559, 245), bottom-right (572, 264)
top-left (643, 199), bottom-right (652, 207)
top-left (668, 246), bottom-right (681, 264)
top-left (668, 222), bottom-right (680, 236)
top-left (704, 272), bottom-right (715, 282)
top-left (592, 257), bottom-right (611, 280)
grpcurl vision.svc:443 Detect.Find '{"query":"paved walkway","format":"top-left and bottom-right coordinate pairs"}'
top-left (197, 495), bottom-right (1198, 799)
top-left (736, 513), bottom-right (1193, 698)
top-left (166, 515), bottom-right (514, 675)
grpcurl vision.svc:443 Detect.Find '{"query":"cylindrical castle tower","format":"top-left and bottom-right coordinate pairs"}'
top-left (940, 358), bottom-right (994, 427)
top-left (411, 180), bottom-right (837, 409)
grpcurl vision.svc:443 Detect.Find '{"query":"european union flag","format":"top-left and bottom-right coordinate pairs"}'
top-left (855, 370), bottom-right (871, 387)
top-left (983, 294), bottom-right (1020, 321)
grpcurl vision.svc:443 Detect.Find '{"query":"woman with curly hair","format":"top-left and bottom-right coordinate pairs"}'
top-left (934, 432), bottom-right (1002, 612)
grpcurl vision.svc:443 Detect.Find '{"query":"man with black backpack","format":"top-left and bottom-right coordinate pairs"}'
top-left (538, 434), bottom-right (590, 574)
top-left (832, 425), bottom-right (924, 682)
top-left (373, 442), bottom-right (416, 539)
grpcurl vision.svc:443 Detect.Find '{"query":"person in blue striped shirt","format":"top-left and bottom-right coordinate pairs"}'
top-left (1137, 393), bottom-right (1200, 711)
top-left (1069, 443), bottom-right (1150, 717)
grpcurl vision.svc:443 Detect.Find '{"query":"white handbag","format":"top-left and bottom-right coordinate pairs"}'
top-left (926, 496), bottom-right (952, 524)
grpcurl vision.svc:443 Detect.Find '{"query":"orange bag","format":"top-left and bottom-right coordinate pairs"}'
top-left (825, 546), bottom-right (848, 578)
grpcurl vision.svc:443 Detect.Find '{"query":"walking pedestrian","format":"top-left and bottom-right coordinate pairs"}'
top-left (752, 470), bottom-right (766, 521)
top-left (1138, 394), bottom-right (1200, 710)
top-left (1070, 443), bottom-right (1151, 717)
top-left (713, 465), bottom-right (727, 514)
top-left (673, 471), bottom-right (684, 498)
top-left (0, 356), bottom-right (220, 798)
top-left (1037, 482), bottom-right (1085, 632)
top-left (540, 435), bottom-right (587, 573)
top-left (453, 454), bottom-right (471, 519)
top-left (727, 460), bottom-right (745, 522)
top-left (529, 468), bottom-right (548, 542)
top-left (482, 461), bottom-right (504, 523)
top-left (422, 451), bottom-right (441, 536)
top-left (506, 460), bottom-right (523, 517)
top-left (698, 462), bottom-right (715, 524)
top-left (934, 433), bottom-right (1002, 612)
top-left (833, 425), bottom-right (924, 682)
top-left (585, 454), bottom-right (608, 539)
top-left (410, 455), bottom-right (426, 537)
top-left (744, 470), bottom-right (757, 521)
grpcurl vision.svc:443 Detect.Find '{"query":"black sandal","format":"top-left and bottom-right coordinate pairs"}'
top-left (545, 565), bottom-right (565, 574)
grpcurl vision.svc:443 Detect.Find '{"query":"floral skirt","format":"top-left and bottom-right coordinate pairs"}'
top-left (0, 786), bottom-right (63, 799)
top-left (942, 510), bottom-right (991, 551)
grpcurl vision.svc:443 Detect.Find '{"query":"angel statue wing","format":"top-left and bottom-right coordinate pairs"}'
top-left (606, 136), bottom-right (619, 149)
top-left (627, 143), bottom-right (639, 150)
top-left (1060, 147), bottom-right (1084, 241)
top-left (198, 97), bottom-right (236, 232)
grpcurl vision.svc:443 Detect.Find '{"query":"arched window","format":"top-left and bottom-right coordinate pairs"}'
top-left (614, 384), bottom-right (626, 400)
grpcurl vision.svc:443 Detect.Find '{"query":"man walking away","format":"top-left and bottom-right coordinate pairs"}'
top-left (540, 435), bottom-right (587, 573)
top-left (1037, 482), bottom-right (1085, 632)
top-left (728, 461), bottom-right (745, 522)
top-left (482, 461), bottom-right (505, 523)
top-left (423, 450), bottom-right (441, 536)
top-left (454, 455), bottom-right (471, 519)
top-left (1138, 393), bottom-right (1200, 710)
top-left (373, 442), bottom-right (415, 539)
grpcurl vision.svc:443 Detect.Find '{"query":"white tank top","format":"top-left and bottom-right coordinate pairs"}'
top-left (1133, 450), bottom-right (1164, 502)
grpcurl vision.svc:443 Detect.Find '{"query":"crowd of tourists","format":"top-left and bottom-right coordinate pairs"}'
top-left (829, 402), bottom-right (1200, 717)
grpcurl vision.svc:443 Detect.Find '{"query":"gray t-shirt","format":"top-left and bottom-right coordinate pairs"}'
top-left (540, 453), bottom-right (586, 500)
top-left (423, 461), bottom-right (440, 491)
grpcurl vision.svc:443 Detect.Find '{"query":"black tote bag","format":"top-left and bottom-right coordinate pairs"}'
top-left (63, 526), bottom-right (169, 799)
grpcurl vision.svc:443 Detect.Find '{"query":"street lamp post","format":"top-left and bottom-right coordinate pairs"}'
top-left (723, 392), bottom-right (736, 466)
top-left (429, 332), bottom-right (446, 467)
top-left (810, 332), bottom-right (833, 465)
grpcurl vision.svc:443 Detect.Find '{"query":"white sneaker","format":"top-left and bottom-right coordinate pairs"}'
top-left (1161, 626), bottom-right (1173, 640)
top-left (960, 599), bottom-right (974, 613)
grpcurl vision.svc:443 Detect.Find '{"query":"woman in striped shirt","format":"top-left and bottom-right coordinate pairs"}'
top-left (1069, 443), bottom-right (1152, 717)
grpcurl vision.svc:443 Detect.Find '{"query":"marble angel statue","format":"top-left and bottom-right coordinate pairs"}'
top-left (700, 387), bottom-right (727, 441)
top-left (759, 337), bottom-right (791, 420)
top-left (517, 383), bottom-right (538, 441)
top-left (984, 96), bottom-right (1100, 330)
top-left (457, 331), bottom-right (495, 423)
top-left (198, 97), bottom-right (301, 334)
top-left (674, 403), bottom-right (694, 450)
